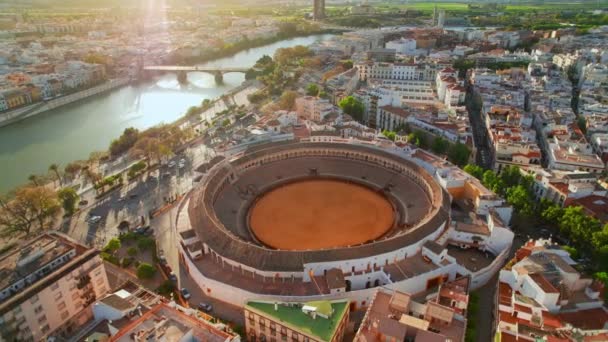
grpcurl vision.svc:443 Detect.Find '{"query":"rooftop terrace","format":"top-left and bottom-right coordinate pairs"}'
top-left (246, 300), bottom-right (348, 341)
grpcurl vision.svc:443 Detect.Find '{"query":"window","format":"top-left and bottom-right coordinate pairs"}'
top-left (58, 302), bottom-right (66, 311)
top-left (54, 292), bottom-right (62, 301)
top-left (34, 305), bottom-right (43, 314)
top-left (50, 282), bottom-right (59, 291)
top-left (60, 311), bottom-right (69, 320)
top-left (30, 294), bottom-right (39, 304)
top-left (281, 327), bottom-right (287, 335)
top-left (41, 324), bottom-right (50, 334)
top-left (72, 292), bottom-right (79, 301)
top-left (38, 316), bottom-right (47, 324)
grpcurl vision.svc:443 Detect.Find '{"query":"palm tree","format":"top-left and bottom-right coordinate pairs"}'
top-left (49, 164), bottom-right (62, 186)
top-left (28, 174), bottom-right (39, 186)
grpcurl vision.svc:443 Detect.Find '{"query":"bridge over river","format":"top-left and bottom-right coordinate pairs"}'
top-left (142, 65), bottom-right (250, 83)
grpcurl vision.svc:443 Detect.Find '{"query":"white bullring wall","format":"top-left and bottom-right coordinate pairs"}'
top-left (179, 242), bottom-right (460, 308)
top-left (303, 220), bottom-right (447, 281)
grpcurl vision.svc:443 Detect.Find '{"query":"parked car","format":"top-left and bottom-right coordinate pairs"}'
top-left (134, 226), bottom-right (151, 235)
top-left (79, 200), bottom-right (89, 206)
top-left (180, 288), bottom-right (191, 300)
top-left (198, 302), bottom-right (213, 312)
top-left (169, 272), bottom-right (177, 283)
top-left (88, 216), bottom-right (101, 223)
top-left (168, 161), bottom-right (176, 167)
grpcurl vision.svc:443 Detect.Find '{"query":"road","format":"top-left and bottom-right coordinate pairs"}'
top-left (60, 142), bottom-right (210, 248)
top-left (153, 196), bottom-right (245, 327)
top-left (465, 84), bottom-right (493, 170)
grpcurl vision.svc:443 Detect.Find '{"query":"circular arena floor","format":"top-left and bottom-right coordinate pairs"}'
top-left (249, 179), bottom-right (394, 250)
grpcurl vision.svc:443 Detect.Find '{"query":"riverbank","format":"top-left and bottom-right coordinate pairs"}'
top-left (0, 34), bottom-right (336, 194)
top-left (170, 29), bottom-right (344, 66)
top-left (0, 78), bottom-right (131, 128)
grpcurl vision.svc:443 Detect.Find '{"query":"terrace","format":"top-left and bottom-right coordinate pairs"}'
top-left (246, 300), bottom-right (349, 342)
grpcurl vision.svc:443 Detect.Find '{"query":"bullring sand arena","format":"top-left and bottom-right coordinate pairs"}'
top-left (249, 179), bottom-right (394, 250)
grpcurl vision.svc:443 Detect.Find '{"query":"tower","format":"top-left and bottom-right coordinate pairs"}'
top-left (313, 0), bottom-right (325, 20)
top-left (437, 10), bottom-right (445, 28)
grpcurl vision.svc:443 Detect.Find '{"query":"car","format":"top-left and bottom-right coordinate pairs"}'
top-left (117, 197), bottom-right (125, 202)
top-left (180, 288), bottom-right (191, 300)
top-left (162, 172), bottom-right (172, 178)
top-left (179, 158), bottom-right (186, 164)
top-left (178, 163), bottom-right (185, 169)
top-left (134, 226), bottom-right (151, 235)
top-left (79, 200), bottom-right (89, 206)
top-left (88, 216), bottom-right (101, 223)
top-left (168, 272), bottom-right (177, 283)
top-left (198, 302), bottom-right (213, 312)
top-left (168, 161), bottom-right (176, 167)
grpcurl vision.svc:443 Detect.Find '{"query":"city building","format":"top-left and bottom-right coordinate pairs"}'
top-left (0, 232), bottom-right (110, 341)
top-left (496, 240), bottom-right (608, 341)
top-left (354, 277), bottom-right (470, 341)
top-left (244, 300), bottom-right (349, 342)
top-left (295, 96), bottom-right (337, 122)
top-left (72, 280), bottom-right (240, 341)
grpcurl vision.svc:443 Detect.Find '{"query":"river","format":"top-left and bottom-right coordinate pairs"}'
top-left (0, 34), bottom-right (336, 194)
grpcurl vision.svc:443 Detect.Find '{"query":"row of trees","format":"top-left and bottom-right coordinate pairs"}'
top-left (463, 164), bottom-right (608, 283)
top-left (382, 127), bottom-right (471, 167)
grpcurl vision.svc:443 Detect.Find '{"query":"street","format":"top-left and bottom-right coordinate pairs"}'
top-left (153, 199), bottom-right (245, 327)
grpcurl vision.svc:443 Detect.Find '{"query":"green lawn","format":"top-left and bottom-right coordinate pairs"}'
top-left (246, 300), bottom-right (348, 341)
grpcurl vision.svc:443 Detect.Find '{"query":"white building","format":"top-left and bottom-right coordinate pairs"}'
top-left (385, 38), bottom-right (416, 55)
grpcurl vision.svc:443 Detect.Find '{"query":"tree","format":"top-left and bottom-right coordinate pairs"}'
top-left (447, 142), bottom-right (471, 167)
top-left (104, 237), bottom-right (121, 254)
top-left (577, 116), bottom-right (587, 135)
top-left (0, 186), bottom-right (60, 236)
top-left (109, 127), bottom-right (139, 157)
top-left (278, 90), bottom-right (297, 110)
top-left (506, 185), bottom-right (534, 217)
top-left (338, 96), bottom-right (365, 122)
top-left (500, 165), bottom-right (522, 188)
top-left (28, 174), bottom-right (39, 186)
top-left (341, 59), bottom-right (354, 69)
top-left (482, 170), bottom-right (505, 195)
top-left (407, 131), bottom-right (427, 148)
top-left (136, 262), bottom-right (157, 279)
top-left (463, 164), bottom-right (484, 180)
top-left (431, 137), bottom-right (449, 155)
top-left (49, 163), bottom-right (62, 186)
top-left (64, 161), bottom-right (83, 181)
top-left (57, 188), bottom-right (79, 215)
top-left (185, 106), bottom-right (200, 119)
top-left (306, 83), bottom-right (320, 96)
top-left (382, 130), bottom-right (396, 141)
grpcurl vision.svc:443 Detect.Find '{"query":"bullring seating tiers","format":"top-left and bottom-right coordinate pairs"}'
top-left (188, 140), bottom-right (450, 272)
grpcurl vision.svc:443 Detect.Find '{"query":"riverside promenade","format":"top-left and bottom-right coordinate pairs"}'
top-left (0, 77), bottom-right (131, 128)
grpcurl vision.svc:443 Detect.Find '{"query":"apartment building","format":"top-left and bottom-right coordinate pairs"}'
top-left (295, 96), bottom-right (337, 122)
top-left (245, 300), bottom-right (349, 342)
top-left (485, 106), bottom-right (541, 172)
top-left (354, 277), bottom-right (470, 342)
top-left (0, 232), bottom-right (110, 342)
top-left (496, 240), bottom-right (608, 341)
top-left (355, 61), bottom-right (437, 82)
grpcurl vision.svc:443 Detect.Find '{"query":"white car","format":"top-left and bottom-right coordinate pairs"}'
top-left (168, 161), bottom-right (176, 167)
top-left (88, 216), bottom-right (101, 223)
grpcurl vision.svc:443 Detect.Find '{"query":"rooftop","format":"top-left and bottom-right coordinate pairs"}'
top-left (110, 303), bottom-right (236, 342)
top-left (246, 300), bottom-right (349, 341)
